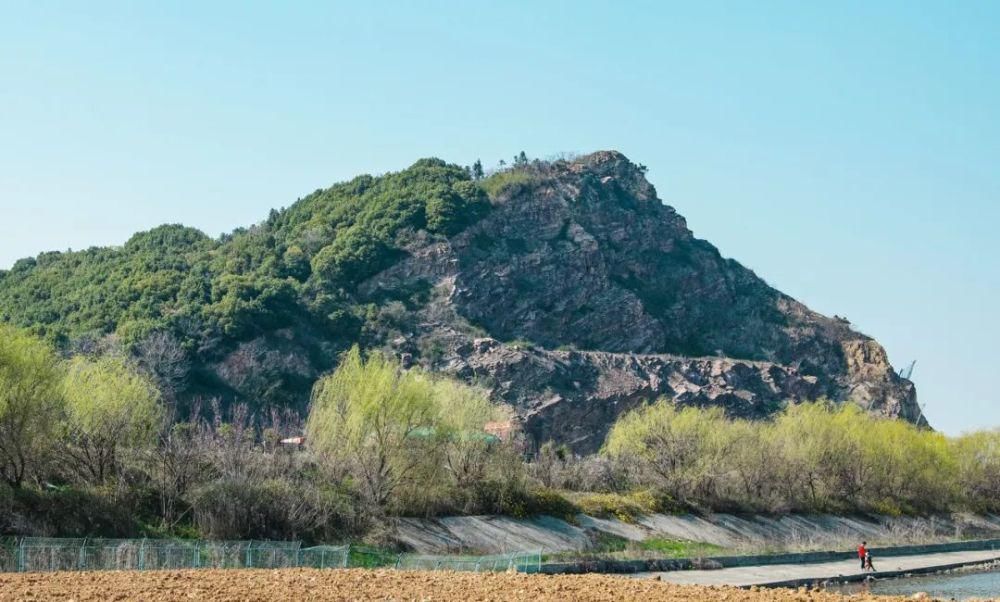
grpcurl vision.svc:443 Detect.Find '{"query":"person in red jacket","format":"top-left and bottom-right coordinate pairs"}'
top-left (857, 541), bottom-right (867, 570)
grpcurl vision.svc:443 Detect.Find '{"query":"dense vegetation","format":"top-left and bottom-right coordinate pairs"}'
top-left (602, 401), bottom-right (1000, 515)
top-left (2, 153), bottom-right (998, 547)
top-left (0, 325), bottom-right (543, 542)
top-left (3, 322), bottom-right (1000, 546)
top-left (0, 158), bottom-right (495, 415)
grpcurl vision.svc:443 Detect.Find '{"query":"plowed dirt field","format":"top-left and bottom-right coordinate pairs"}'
top-left (0, 568), bottom-right (917, 601)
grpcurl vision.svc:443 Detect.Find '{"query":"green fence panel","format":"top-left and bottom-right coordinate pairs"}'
top-left (17, 538), bottom-right (85, 572)
top-left (511, 550), bottom-right (543, 574)
top-left (0, 537), bottom-right (17, 573)
top-left (346, 545), bottom-right (399, 569)
top-left (298, 545), bottom-right (350, 569)
top-left (1, 536), bottom-right (539, 575)
top-left (135, 539), bottom-right (200, 570)
top-left (246, 540), bottom-right (302, 569)
top-left (81, 539), bottom-right (143, 570)
top-left (198, 540), bottom-right (250, 569)
top-left (395, 550), bottom-right (541, 573)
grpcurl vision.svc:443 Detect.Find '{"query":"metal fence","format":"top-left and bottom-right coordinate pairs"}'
top-left (0, 537), bottom-right (540, 574)
top-left (397, 551), bottom-right (541, 573)
top-left (10, 538), bottom-right (317, 572)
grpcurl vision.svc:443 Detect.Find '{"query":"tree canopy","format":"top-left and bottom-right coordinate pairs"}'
top-left (306, 346), bottom-right (506, 509)
top-left (62, 355), bottom-right (164, 483)
top-left (0, 158), bottom-right (492, 414)
top-left (0, 323), bottom-right (65, 486)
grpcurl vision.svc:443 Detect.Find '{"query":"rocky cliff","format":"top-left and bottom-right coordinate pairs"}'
top-left (360, 151), bottom-right (921, 451)
top-left (0, 151), bottom-right (921, 452)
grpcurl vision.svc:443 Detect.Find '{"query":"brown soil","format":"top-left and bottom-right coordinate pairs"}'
top-left (0, 568), bottom-right (916, 601)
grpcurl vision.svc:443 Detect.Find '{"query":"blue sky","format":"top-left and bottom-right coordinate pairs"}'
top-left (1, 1), bottom-right (997, 433)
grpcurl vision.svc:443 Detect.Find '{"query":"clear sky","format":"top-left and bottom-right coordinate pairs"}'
top-left (1, 1), bottom-right (997, 433)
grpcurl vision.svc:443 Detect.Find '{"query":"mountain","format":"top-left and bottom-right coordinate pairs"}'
top-left (0, 151), bottom-right (921, 451)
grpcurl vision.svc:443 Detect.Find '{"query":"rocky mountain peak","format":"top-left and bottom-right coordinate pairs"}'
top-left (364, 151), bottom-right (923, 450)
top-left (0, 151), bottom-right (922, 453)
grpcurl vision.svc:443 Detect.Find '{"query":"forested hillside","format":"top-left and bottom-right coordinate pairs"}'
top-left (0, 151), bottom-right (984, 544)
top-left (0, 151), bottom-right (922, 448)
top-left (0, 158), bottom-right (488, 413)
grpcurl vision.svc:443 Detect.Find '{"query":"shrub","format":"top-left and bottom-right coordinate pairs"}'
top-left (572, 491), bottom-right (658, 523)
top-left (188, 478), bottom-right (354, 542)
top-left (1, 485), bottom-right (141, 537)
top-left (481, 170), bottom-right (539, 199)
top-left (499, 487), bottom-right (579, 522)
top-left (603, 400), bottom-right (966, 515)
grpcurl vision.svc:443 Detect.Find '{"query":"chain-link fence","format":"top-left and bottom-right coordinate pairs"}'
top-left (397, 551), bottom-right (541, 573)
top-left (299, 545), bottom-right (351, 569)
top-left (1, 537), bottom-right (540, 574)
top-left (0, 537), bottom-right (18, 572)
top-left (11, 538), bottom-right (314, 572)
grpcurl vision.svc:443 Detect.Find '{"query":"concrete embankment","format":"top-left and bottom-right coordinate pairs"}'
top-left (541, 539), bottom-right (1000, 576)
top-left (396, 512), bottom-right (1000, 556)
top-left (652, 548), bottom-right (1000, 588)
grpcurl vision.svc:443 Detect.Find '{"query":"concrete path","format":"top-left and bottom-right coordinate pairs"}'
top-left (648, 549), bottom-right (1000, 587)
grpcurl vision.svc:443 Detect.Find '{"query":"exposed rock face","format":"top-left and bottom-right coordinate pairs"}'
top-left (363, 151), bottom-right (922, 452)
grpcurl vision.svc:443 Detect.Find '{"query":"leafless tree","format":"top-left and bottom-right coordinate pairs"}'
top-left (135, 331), bottom-right (190, 404)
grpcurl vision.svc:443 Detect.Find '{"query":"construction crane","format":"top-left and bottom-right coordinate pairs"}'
top-left (898, 360), bottom-right (916, 380)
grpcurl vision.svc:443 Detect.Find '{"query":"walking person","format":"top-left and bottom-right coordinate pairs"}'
top-left (864, 549), bottom-right (875, 573)
top-left (857, 541), bottom-right (867, 571)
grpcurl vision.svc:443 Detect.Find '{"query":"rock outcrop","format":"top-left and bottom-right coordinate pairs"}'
top-left (362, 151), bottom-right (922, 451)
top-left (1, 150), bottom-right (918, 452)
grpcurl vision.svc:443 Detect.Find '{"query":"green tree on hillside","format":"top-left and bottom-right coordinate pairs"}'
top-left (62, 355), bottom-right (164, 484)
top-left (0, 324), bottom-right (65, 487)
top-left (307, 347), bottom-right (440, 507)
top-left (603, 400), bottom-right (960, 514)
top-left (306, 346), bottom-right (506, 510)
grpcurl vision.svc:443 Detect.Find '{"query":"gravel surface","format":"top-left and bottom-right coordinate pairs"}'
top-left (0, 568), bottom-right (918, 601)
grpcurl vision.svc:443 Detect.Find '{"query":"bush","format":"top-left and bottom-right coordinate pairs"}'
top-left (499, 487), bottom-right (579, 522)
top-left (481, 170), bottom-right (539, 199)
top-left (0, 485), bottom-right (142, 537)
top-left (602, 400), bottom-right (966, 515)
top-left (571, 490), bottom-right (662, 523)
top-left (189, 478), bottom-right (354, 542)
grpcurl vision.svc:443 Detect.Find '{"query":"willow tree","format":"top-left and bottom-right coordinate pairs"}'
top-left (62, 355), bottom-right (164, 484)
top-left (954, 429), bottom-right (1000, 512)
top-left (307, 347), bottom-right (439, 507)
top-left (602, 402), bottom-right (736, 503)
top-left (0, 324), bottom-right (65, 487)
top-left (433, 377), bottom-right (511, 490)
top-left (306, 346), bottom-right (506, 510)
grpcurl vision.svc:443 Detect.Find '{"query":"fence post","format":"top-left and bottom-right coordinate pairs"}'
top-left (245, 542), bottom-right (253, 568)
top-left (395, 553), bottom-right (402, 569)
top-left (79, 538), bottom-right (87, 571)
top-left (138, 538), bottom-right (146, 571)
top-left (17, 538), bottom-right (24, 573)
